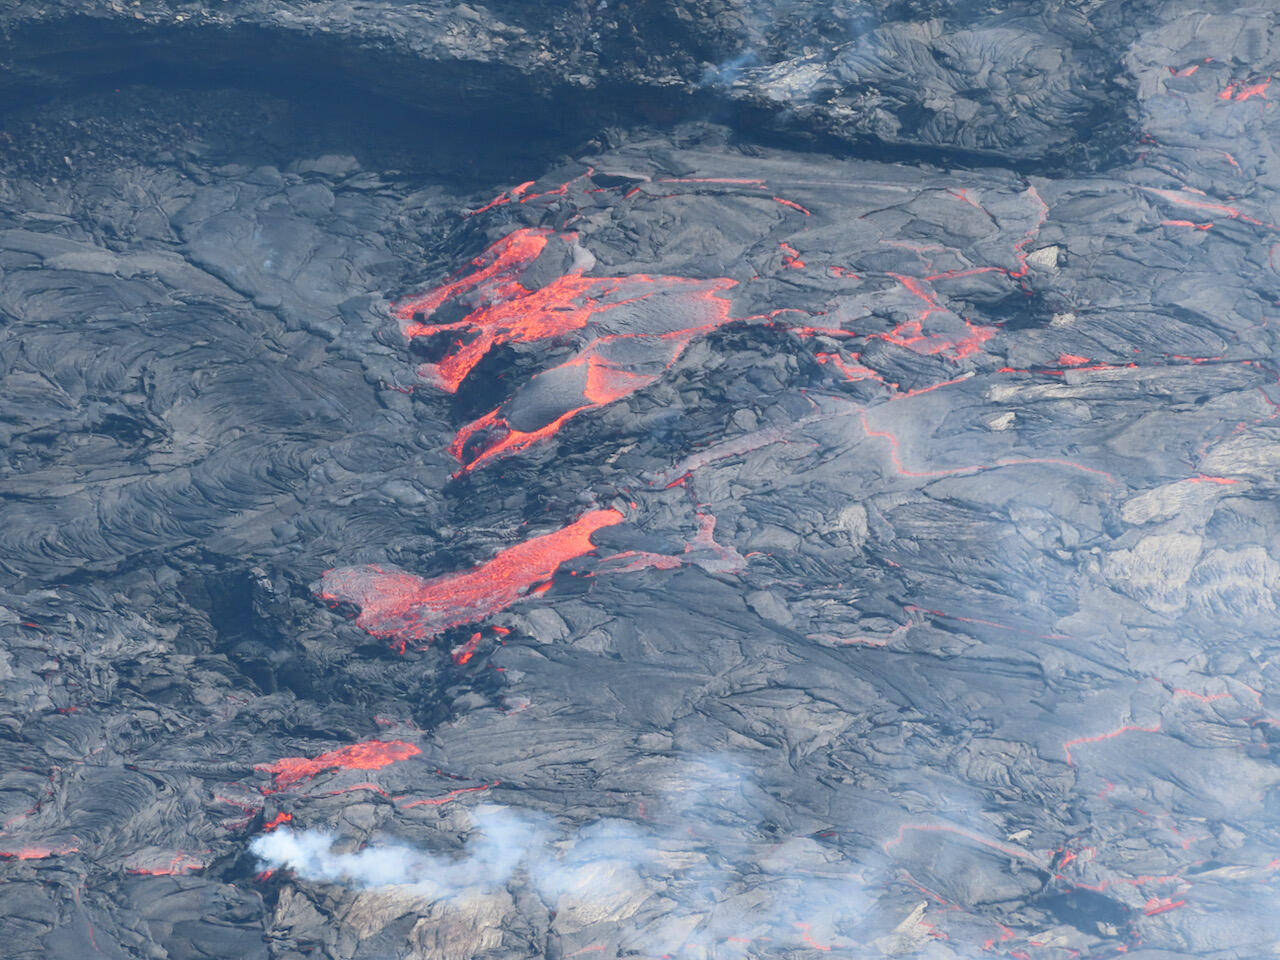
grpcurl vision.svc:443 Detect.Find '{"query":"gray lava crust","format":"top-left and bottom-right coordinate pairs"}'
top-left (1, 1), bottom-right (1279, 959)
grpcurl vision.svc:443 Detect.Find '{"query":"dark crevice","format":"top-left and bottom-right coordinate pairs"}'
top-left (0, 16), bottom-right (1138, 179)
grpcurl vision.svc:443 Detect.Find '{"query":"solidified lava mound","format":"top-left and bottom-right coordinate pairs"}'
top-left (2, 1), bottom-right (1280, 958)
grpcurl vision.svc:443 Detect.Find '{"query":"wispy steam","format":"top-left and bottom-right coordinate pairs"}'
top-left (701, 50), bottom-right (761, 89)
top-left (249, 759), bottom-right (874, 952)
top-left (250, 804), bottom-right (546, 895)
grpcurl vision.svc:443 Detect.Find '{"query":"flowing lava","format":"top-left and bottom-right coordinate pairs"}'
top-left (0, 845), bottom-right (78, 859)
top-left (125, 851), bottom-right (206, 876)
top-left (398, 782), bottom-right (498, 809)
top-left (257, 740), bottom-right (422, 791)
top-left (395, 228), bottom-right (738, 471)
top-left (320, 509), bottom-right (625, 645)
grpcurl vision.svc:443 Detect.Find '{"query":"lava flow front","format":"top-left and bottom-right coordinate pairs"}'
top-left (319, 508), bottom-right (625, 645)
top-left (257, 740), bottom-right (422, 791)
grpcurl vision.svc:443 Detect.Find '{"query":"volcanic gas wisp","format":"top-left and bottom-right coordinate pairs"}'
top-left (249, 761), bottom-right (867, 953)
top-left (319, 509), bottom-right (625, 646)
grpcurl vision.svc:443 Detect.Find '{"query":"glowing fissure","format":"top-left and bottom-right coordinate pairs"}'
top-left (779, 242), bottom-right (805, 269)
top-left (320, 509), bottom-right (625, 644)
top-left (452, 632), bottom-right (483, 665)
top-left (125, 851), bottom-right (206, 876)
top-left (1142, 186), bottom-right (1277, 230)
top-left (798, 188), bottom-right (1046, 391)
top-left (1219, 78), bottom-right (1270, 101)
top-left (0, 844), bottom-right (78, 859)
top-left (257, 740), bottom-right (422, 791)
top-left (773, 196), bottom-right (811, 215)
top-left (397, 782), bottom-right (498, 809)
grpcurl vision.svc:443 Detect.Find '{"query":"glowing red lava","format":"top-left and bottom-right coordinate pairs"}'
top-left (773, 196), bottom-right (811, 215)
top-left (1220, 78), bottom-right (1270, 101)
top-left (1144, 897), bottom-right (1187, 916)
top-left (792, 923), bottom-right (832, 951)
top-left (257, 740), bottom-right (421, 791)
top-left (395, 228), bottom-right (739, 470)
top-left (596, 512), bottom-right (745, 577)
top-left (320, 509), bottom-right (625, 644)
top-left (0, 845), bottom-right (78, 859)
top-left (779, 242), bottom-right (806, 269)
top-left (125, 852), bottom-right (206, 876)
top-left (262, 812), bottom-right (293, 831)
top-left (395, 228), bottom-right (736, 393)
top-left (452, 632), bottom-right (483, 665)
top-left (398, 781), bottom-right (498, 809)
top-left (1143, 186), bottom-right (1276, 229)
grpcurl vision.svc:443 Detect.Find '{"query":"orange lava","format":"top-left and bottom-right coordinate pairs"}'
top-left (468, 181), bottom-right (534, 216)
top-left (793, 923), bottom-right (831, 951)
top-left (0, 845), bottom-right (78, 859)
top-left (773, 196), bottom-right (811, 215)
top-left (1221, 78), bottom-right (1270, 101)
top-left (398, 781), bottom-right (498, 809)
top-left (1144, 187), bottom-right (1276, 230)
top-left (452, 632), bottom-right (482, 665)
top-left (257, 740), bottom-right (421, 791)
top-left (1144, 897), bottom-right (1187, 916)
top-left (396, 229), bottom-right (736, 396)
top-left (262, 812), bottom-right (293, 831)
top-left (779, 242), bottom-right (805, 269)
top-left (125, 852), bottom-right (206, 876)
top-left (320, 509), bottom-right (625, 642)
top-left (397, 228), bottom-right (738, 469)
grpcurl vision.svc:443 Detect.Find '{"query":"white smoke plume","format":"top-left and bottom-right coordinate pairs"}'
top-left (250, 804), bottom-right (548, 896)
top-left (249, 758), bottom-right (874, 952)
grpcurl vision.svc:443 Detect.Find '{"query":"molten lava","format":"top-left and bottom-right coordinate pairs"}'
top-left (257, 740), bottom-right (421, 791)
top-left (396, 228), bottom-right (739, 469)
top-left (396, 228), bottom-right (736, 393)
top-left (320, 509), bottom-right (625, 643)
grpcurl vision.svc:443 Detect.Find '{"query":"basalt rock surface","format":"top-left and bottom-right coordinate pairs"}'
top-left (1, 1), bottom-right (1279, 959)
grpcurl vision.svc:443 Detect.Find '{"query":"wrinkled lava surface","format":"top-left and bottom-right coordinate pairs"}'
top-left (2, 1), bottom-right (1280, 958)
